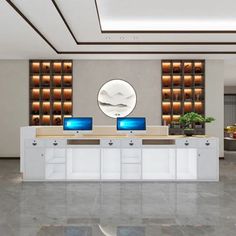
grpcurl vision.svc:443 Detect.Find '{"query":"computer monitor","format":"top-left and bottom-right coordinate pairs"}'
top-left (63, 117), bottom-right (93, 135)
top-left (116, 117), bottom-right (146, 135)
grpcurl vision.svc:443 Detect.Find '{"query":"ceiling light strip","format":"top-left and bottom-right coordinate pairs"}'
top-left (51, 0), bottom-right (236, 45)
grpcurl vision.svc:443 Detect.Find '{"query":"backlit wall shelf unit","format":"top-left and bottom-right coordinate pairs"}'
top-left (161, 60), bottom-right (205, 135)
top-left (30, 60), bottom-right (73, 126)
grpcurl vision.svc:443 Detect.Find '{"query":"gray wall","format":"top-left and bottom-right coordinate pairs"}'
top-left (0, 60), bottom-right (224, 157)
top-left (0, 60), bottom-right (28, 157)
top-left (205, 60), bottom-right (224, 157)
top-left (73, 60), bottom-right (161, 125)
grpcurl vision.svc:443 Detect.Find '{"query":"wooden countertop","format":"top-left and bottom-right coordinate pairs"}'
top-left (36, 134), bottom-right (210, 139)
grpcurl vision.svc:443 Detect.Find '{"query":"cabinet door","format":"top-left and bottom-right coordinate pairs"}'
top-left (176, 149), bottom-right (197, 180)
top-left (142, 148), bottom-right (175, 180)
top-left (121, 148), bottom-right (142, 180)
top-left (101, 149), bottom-right (121, 180)
top-left (24, 148), bottom-right (45, 180)
top-left (45, 148), bottom-right (66, 180)
top-left (197, 148), bottom-right (218, 180)
top-left (67, 148), bottom-right (100, 180)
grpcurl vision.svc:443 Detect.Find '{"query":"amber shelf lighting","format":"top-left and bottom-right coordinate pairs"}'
top-left (53, 102), bottom-right (62, 115)
top-left (194, 75), bottom-right (203, 86)
top-left (53, 89), bottom-right (62, 100)
top-left (161, 60), bottom-right (205, 135)
top-left (53, 115), bottom-right (62, 125)
top-left (195, 88), bottom-right (203, 101)
top-left (31, 75), bottom-right (40, 87)
top-left (63, 88), bottom-right (72, 100)
top-left (31, 62), bottom-right (40, 73)
top-left (42, 75), bottom-right (50, 87)
top-left (63, 62), bottom-right (72, 73)
top-left (172, 89), bottom-right (181, 101)
top-left (184, 89), bottom-right (193, 100)
top-left (42, 115), bottom-right (50, 125)
top-left (42, 62), bottom-right (50, 74)
top-left (184, 102), bottom-right (192, 113)
top-left (162, 76), bottom-right (171, 87)
top-left (63, 75), bottom-right (72, 87)
top-left (32, 102), bottom-right (40, 114)
top-left (162, 62), bottom-right (171, 74)
top-left (31, 115), bottom-right (40, 125)
top-left (173, 102), bottom-right (181, 114)
top-left (173, 76), bottom-right (181, 87)
top-left (162, 115), bottom-right (171, 125)
top-left (42, 88), bottom-right (50, 100)
top-left (162, 89), bottom-right (171, 100)
top-left (53, 62), bottom-right (62, 74)
top-left (63, 101), bottom-right (72, 115)
top-left (184, 75), bottom-right (193, 87)
top-left (31, 89), bottom-right (40, 100)
top-left (42, 102), bottom-right (50, 115)
top-left (172, 62), bottom-right (182, 74)
top-left (162, 102), bottom-right (171, 114)
top-left (30, 60), bottom-right (73, 126)
top-left (195, 101), bottom-right (203, 114)
top-left (184, 62), bottom-right (192, 74)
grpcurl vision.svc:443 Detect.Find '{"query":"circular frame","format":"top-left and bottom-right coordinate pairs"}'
top-left (97, 79), bottom-right (137, 118)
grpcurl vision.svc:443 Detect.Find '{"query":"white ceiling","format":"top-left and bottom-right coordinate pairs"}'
top-left (97, 0), bottom-right (236, 31)
top-left (0, 0), bottom-right (236, 85)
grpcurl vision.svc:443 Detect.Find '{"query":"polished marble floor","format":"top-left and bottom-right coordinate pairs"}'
top-left (0, 152), bottom-right (236, 236)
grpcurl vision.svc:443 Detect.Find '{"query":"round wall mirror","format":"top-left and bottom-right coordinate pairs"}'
top-left (98, 79), bottom-right (137, 118)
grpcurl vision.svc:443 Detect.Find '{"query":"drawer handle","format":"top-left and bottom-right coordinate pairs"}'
top-left (53, 142), bottom-right (58, 146)
top-left (32, 142), bottom-right (37, 146)
top-left (205, 143), bottom-right (210, 146)
top-left (108, 142), bottom-right (113, 146)
top-left (185, 143), bottom-right (189, 146)
top-left (129, 142), bottom-right (134, 146)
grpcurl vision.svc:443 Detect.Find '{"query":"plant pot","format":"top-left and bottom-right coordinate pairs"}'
top-left (184, 129), bottom-right (195, 136)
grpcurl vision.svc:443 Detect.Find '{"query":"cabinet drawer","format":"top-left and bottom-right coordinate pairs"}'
top-left (121, 139), bottom-right (142, 148)
top-left (45, 139), bottom-right (66, 148)
top-left (197, 139), bottom-right (217, 148)
top-left (176, 139), bottom-right (198, 148)
top-left (122, 149), bottom-right (141, 163)
top-left (101, 139), bottom-right (121, 148)
top-left (25, 139), bottom-right (44, 148)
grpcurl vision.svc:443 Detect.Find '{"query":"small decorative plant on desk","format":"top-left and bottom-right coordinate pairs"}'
top-left (179, 112), bottom-right (215, 136)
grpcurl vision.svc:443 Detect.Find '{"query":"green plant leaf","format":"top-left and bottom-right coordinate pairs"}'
top-left (179, 112), bottom-right (215, 128)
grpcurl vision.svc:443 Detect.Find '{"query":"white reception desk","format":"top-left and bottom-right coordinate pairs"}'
top-left (20, 126), bottom-right (219, 182)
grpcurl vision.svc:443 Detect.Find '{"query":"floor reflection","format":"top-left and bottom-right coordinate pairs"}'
top-left (1, 157), bottom-right (236, 236)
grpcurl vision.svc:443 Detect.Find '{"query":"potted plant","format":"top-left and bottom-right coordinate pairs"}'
top-left (179, 112), bottom-right (215, 136)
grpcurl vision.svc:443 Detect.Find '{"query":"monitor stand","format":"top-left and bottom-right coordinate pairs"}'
top-left (74, 131), bottom-right (83, 137)
top-left (125, 131), bottom-right (136, 137)
top-left (125, 130), bottom-right (146, 137)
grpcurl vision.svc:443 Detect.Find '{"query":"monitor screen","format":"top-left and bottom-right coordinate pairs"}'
top-left (117, 117), bottom-right (146, 131)
top-left (63, 117), bottom-right (93, 131)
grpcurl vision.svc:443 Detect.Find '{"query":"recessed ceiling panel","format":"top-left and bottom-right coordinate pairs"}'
top-left (97, 0), bottom-right (236, 31)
